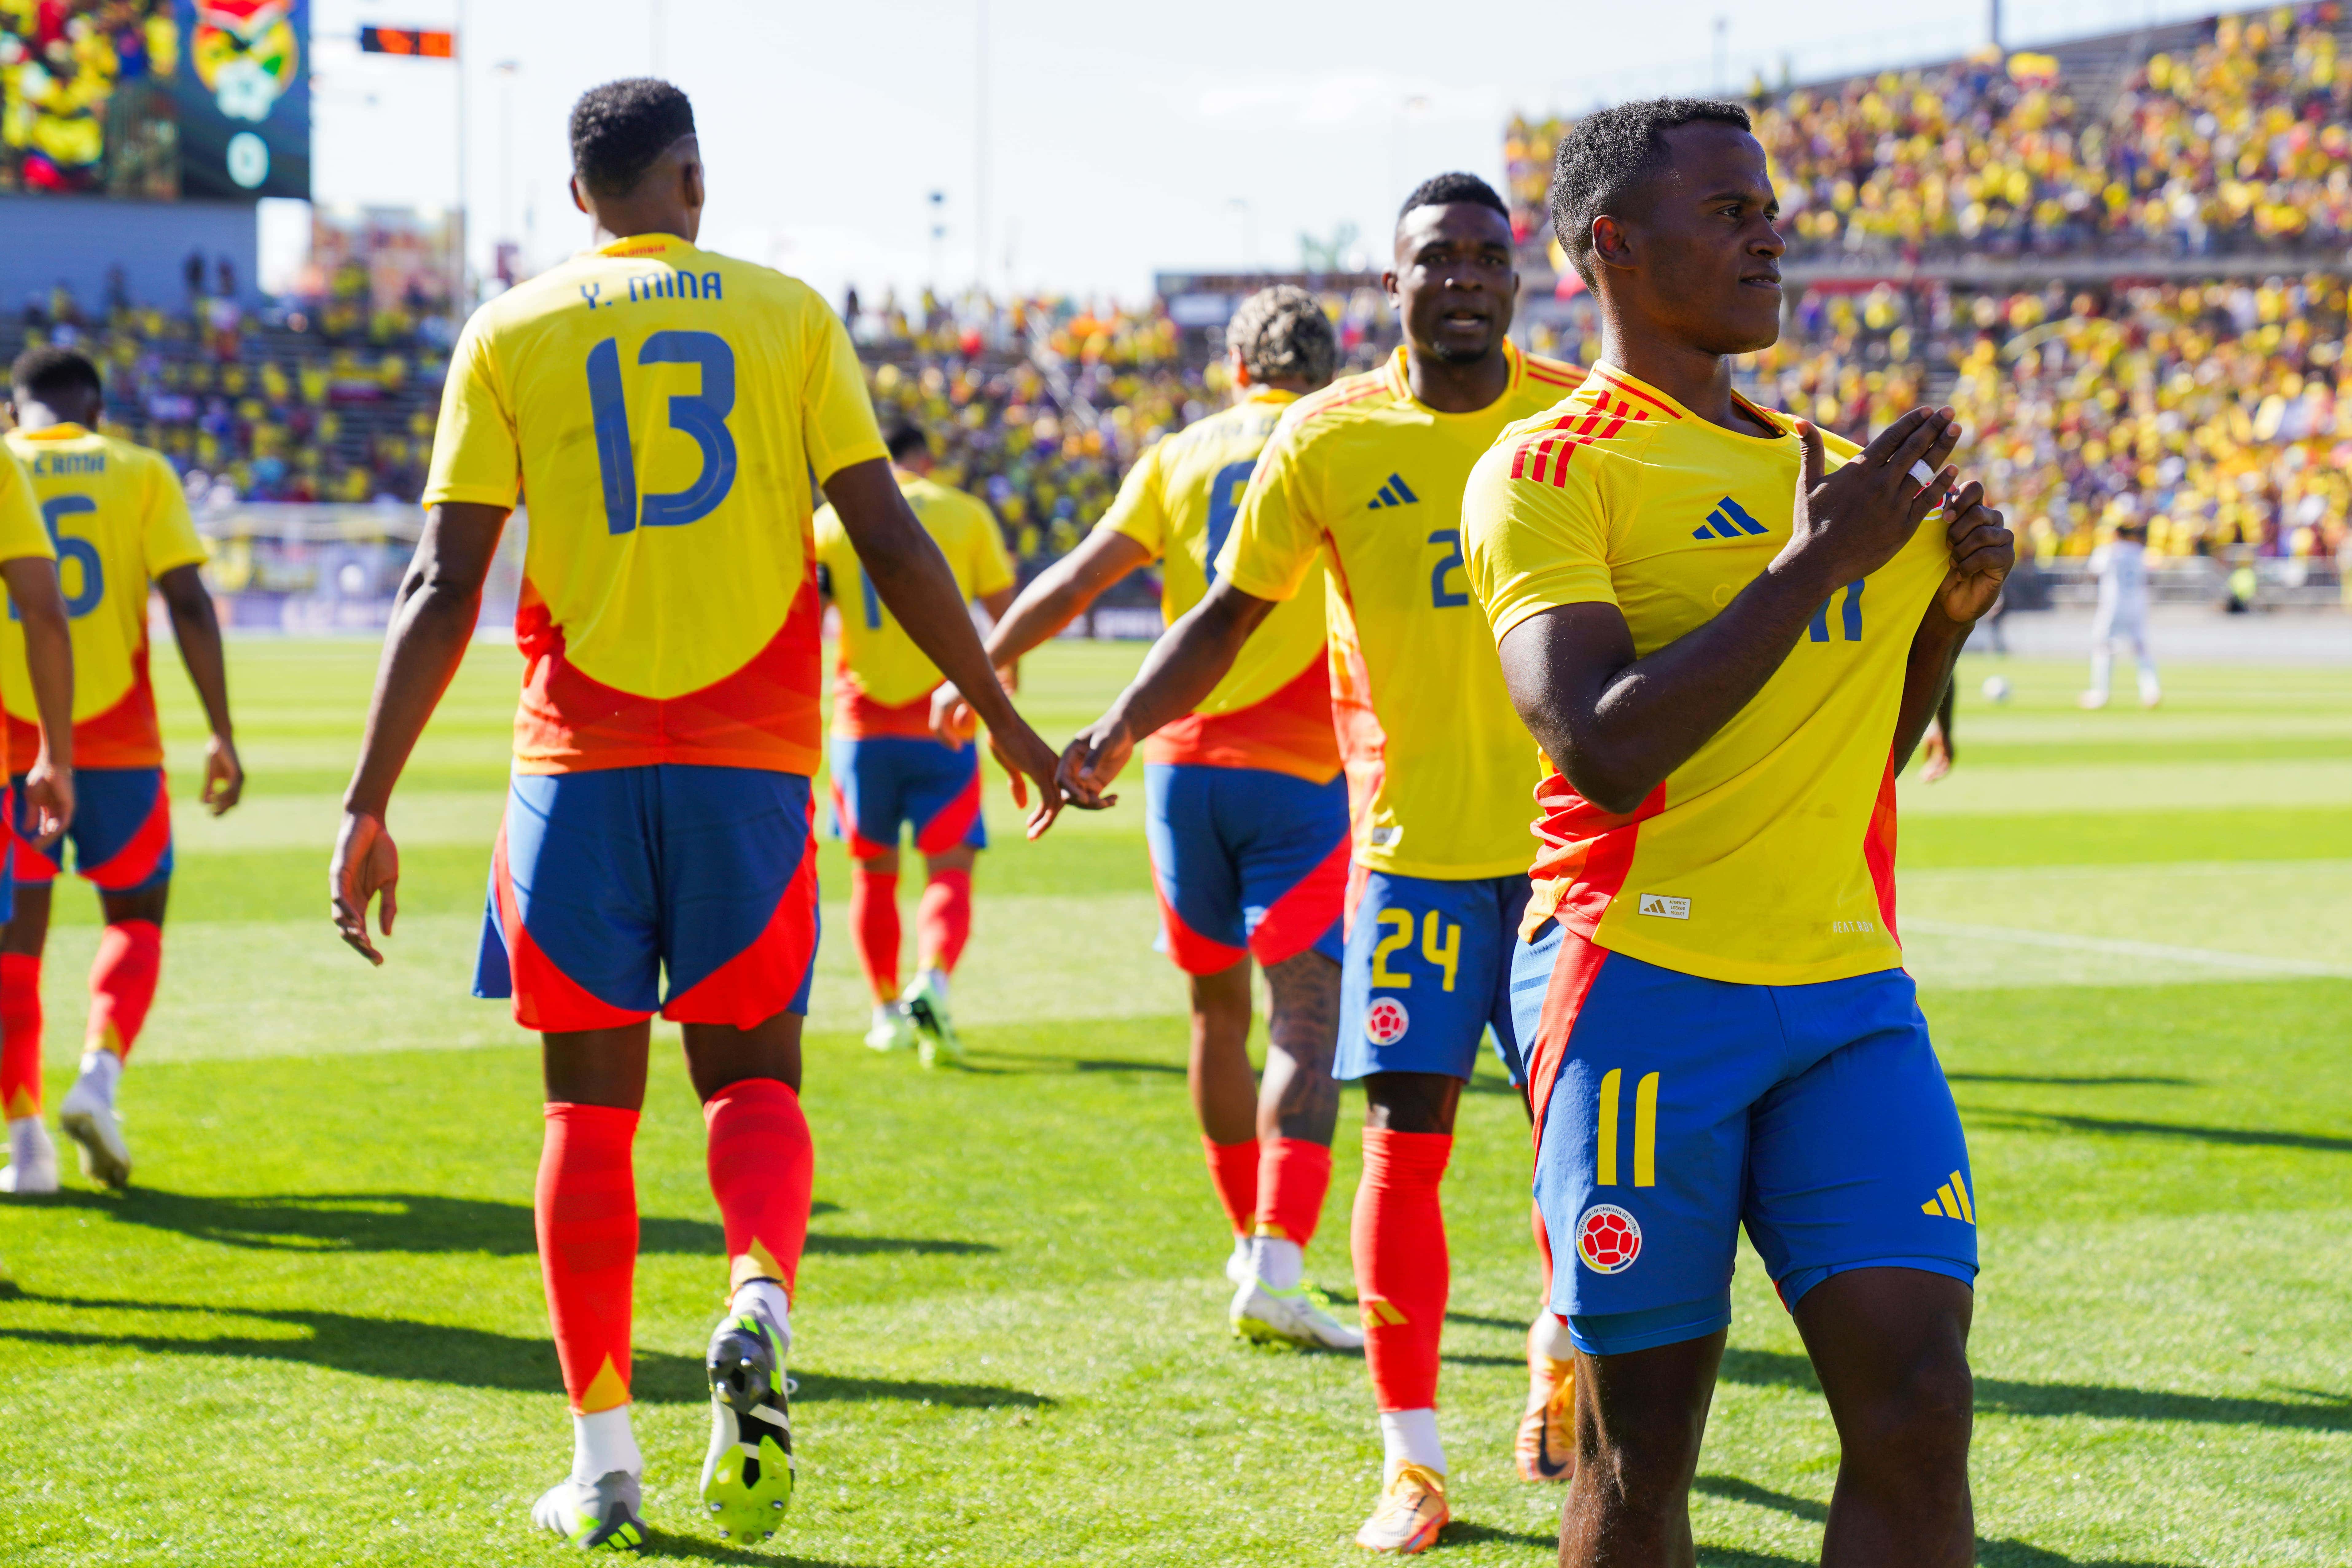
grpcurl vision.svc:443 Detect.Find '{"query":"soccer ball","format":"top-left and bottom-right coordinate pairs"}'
top-left (1981, 675), bottom-right (2012, 704)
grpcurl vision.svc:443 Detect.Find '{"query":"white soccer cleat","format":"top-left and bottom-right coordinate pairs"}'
top-left (1223, 1236), bottom-right (1252, 1288)
top-left (1230, 1273), bottom-right (1366, 1351)
top-left (0, 1118), bottom-right (58, 1195)
top-left (863, 1003), bottom-right (918, 1054)
top-left (900, 972), bottom-right (963, 1067)
top-left (2077, 690), bottom-right (2110, 710)
top-left (58, 1081), bottom-right (131, 1191)
top-left (531, 1469), bottom-right (647, 1551)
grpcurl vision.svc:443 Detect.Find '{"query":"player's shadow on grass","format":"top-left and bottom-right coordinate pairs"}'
top-left (34, 1187), bottom-right (988, 1259)
top-left (636, 1531), bottom-right (879, 1567)
top-left (1694, 1475), bottom-right (2199, 1566)
top-left (0, 1289), bottom-right (1052, 1409)
top-left (1718, 1347), bottom-right (2351, 1430)
top-left (1961, 1106), bottom-right (2352, 1154)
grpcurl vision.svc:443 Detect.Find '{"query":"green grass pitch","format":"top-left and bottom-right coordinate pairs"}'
top-left (0, 639), bottom-right (2346, 1565)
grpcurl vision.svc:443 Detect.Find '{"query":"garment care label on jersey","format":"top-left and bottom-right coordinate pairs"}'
top-left (1636, 894), bottom-right (1692, 920)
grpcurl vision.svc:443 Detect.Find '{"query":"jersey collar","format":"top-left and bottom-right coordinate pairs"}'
top-left (1585, 361), bottom-right (1786, 441)
top-left (1382, 340), bottom-right (1525, 413)
top-left (10, 422), bottom-right (90, 441)
top-left (586, 232), bottom-right (691, 261)
top-left (1240, 385), bottom-right (1299, 408)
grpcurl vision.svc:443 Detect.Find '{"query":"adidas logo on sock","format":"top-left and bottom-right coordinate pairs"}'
top-left (1367, 473), bottom-right (1420, 510)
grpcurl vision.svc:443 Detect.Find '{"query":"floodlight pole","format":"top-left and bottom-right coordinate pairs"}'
top-left (1990, 0), bottom-right (2002, 49)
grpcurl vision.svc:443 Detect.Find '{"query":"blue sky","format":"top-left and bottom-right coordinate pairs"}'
top-left (299, 0), bottom-right (2228, 303)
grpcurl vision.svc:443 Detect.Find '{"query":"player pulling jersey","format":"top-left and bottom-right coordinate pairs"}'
top-left (1463, 361), bottom-right (1977, 1355)
top-left (814, 447), bottom-right (1015, 1060)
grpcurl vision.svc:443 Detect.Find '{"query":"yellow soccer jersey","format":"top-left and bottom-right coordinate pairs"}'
top-left (0, 448), bottom-right (56, 777)
top-left (423, 233), bottom-right (887, 774)
top-left (813, 469), bottom-right (1014, 733)
top-left (1097, 387), bottom-right (1339, 783)
top-left (1219, 343), bottom-right (1585, 878)
top-left (0, 425), bottom-right (208, 769)
top-left (1462, 362), bottom-right (1953, 987)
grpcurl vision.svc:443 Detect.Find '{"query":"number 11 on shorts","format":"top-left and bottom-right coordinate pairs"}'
top-left (1594, 1067), bottom-right (1659, 1187)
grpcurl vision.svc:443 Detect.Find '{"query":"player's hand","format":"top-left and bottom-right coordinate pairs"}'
top-left (19, 755), bottom-right (72, 848)
top-left (929, 682), bottom-right (980, 747)
top-left (201, 731), bottom-right (245, 815)
top-left (1057, 715), bottom-right (1133, 811)
top-left (1932, 480), bottom-right (2014, 626)
top-left (330, 809), bottom-right (400, 966)
top-left (987, 720), bottom-right (1068, 838)
top-left (1779, 409), bottom-right (1962, 595)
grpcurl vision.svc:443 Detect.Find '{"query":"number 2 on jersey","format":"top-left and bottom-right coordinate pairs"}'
top-left (1201, 458), bottom-right (1256, 584)
top-left (585, 330), bottom-right (738, 535)
top-left (1427, 529), bottom-right (1469, 608)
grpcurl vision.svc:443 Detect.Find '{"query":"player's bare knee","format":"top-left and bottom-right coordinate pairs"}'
top-left (1838, 1348), bottom-right (1974, 1476)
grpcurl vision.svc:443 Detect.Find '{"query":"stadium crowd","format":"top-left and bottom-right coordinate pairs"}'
top-left (1507, 4), bottom-right (2352, 261)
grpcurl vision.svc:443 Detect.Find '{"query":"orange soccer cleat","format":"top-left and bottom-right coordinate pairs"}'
top-left (1354, 1463), bottom-right (1449, 1554)
top-left (1515, 1351), bottom-right (1576, 1482)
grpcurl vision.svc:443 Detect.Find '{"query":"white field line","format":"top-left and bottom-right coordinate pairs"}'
top-left (1905, 918), bottom-right (2352, 979)
top-left (1903, 858), bottom-right (2352, 885)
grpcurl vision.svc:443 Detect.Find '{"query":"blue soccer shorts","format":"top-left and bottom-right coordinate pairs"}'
top-left (1335, 870), bottom-right (1530, 1085)
top-left (1143, 762), bottom-right (1348, 975)
top-left (1511, 914), bottom-right (1978, 1357)
top-left (476, 764), bottom-right (820, 1033)
top-left (10, 766), bottom-right (173, 894)
top-left (828, 734), bottom-right (986, 859)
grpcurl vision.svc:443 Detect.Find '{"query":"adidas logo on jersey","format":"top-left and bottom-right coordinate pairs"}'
top-left (1921, 1170), bottom-right (1976, 1224)
top-left (1691, 496), bottom-right (1770, 541)
top-left (1366, 473), bottom-right (1420, 509)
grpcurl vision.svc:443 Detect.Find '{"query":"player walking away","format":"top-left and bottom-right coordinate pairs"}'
top-left (0, 348), bottom-right (241, 1195)
top-left (1060, 176), bottom-right (1586, 1552)
top-left (815, 420), bottom-right (1016, 1066)
top-left (1461, 99), bottom-right (2012, 1567)
top-left (327, 80), bottom-right (1066, 1553)
top-left (2083, 514), bottom-right (2159, 708)
top-left (0, 424), bottom-right (78, 1194)
top-left (939, 286), bottom-right (1360, 1350)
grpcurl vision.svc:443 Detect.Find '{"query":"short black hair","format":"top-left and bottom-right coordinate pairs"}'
top-left (1550, 98), bottom-right (1753, 288)
top-left (10, 344), bottom-right (102, 406)
top-left (1396, 171), bottom-right (1509, 229)
top-left (884, 421), bottom-right (929, 463)
top-left (1225, 285), bottom-right (1336, 389)
top-left (569, 79), bottom-right (697, 198)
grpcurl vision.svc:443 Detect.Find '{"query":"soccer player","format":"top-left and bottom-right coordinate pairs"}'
top-left (0, 428), bottom-right (76, 1196)
top-left (814, 419), bottom-right (1016, 1065)
top-left (0, 346), bottom-right (241, 1196)
top-left (1459, 99), bottom-right (2012, 1567)
top-left (939, 285), bottom-right (1359, 1349)
top-left (327, 80), bottom-right (1066, 1552)
top-left (1059, 176), bottom-right (1585, 1551)
top-left (2082, 513), bottom-right (2159, 708)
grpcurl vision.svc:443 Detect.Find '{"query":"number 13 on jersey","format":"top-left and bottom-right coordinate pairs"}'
top-left (584, 330), bottom-right (739, 534)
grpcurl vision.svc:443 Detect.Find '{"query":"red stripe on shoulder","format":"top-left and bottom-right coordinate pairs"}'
top-left (1591, 369), bottom-right (1680, 419)
top-left (1292, 375), bottom-right (1391, 427)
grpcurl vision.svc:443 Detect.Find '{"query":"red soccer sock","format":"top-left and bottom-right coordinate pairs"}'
top-left (916, 868), bottom-right (972, 975)
top-left (1533, 1196), bottom-right (1555, 1305)
top-left (536, 1102), bottom-right (640, 1414)
top-left (849, 867), bottom-right (901, 1002)
top-left (1, 953), bottom-right (42, 1120)
top-left (1254, 1136), bottom-right (1333, 1248)
top-left (87, 920), bottom-right (161, 1060)
top-left (1202, 1135), bottom-right (1259, 1238)
top-left (1352, 1127), bottom-right (1453, 1412)
top-left (705, 1077), bottom-right (815, 1298)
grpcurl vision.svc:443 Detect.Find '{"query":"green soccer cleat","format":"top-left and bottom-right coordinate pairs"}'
top-left (701, 1307), bottom-right (794, 1544)
top-left (531, 1470), bottom-right (647, 1552)
top-left (899, 973), bottom-right (963, 1068)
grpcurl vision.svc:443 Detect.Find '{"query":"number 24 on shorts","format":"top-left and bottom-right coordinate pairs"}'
top-left (584, 330), bottom-right (739, 534)
top-left (1370, 910), bottom-right (1461, 990)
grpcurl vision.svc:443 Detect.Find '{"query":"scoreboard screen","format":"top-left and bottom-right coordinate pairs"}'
top-left (359, 25), bottom-right (453, 57)
top-left (0, 0), bottom-right (311, 203)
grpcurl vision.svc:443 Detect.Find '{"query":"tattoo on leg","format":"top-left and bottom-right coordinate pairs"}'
top-left (1261, 950), bottom-right (1341, 1143)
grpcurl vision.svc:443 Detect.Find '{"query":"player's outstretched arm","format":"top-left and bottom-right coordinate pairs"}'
top-left (1059, 577), bottom-right (1274, 808)
top-left (1496, 410), bottom-right (1963, 815)
top-left (158, 563), bottom-right (243, 815)
top-left (931, 528), bottom-right (1153, 743)
top-left (824, 457), bottom-right (1069, 836)
top-left (331, 502), bottom-right (507, 964)
top-left (1893, 481), bottom-right (2013, 772)
top-left (2, 554), bottom-right (74, 843)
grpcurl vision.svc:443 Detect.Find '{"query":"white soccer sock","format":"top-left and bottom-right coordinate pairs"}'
top-left (1250, 1235), bottom-right (1304, 1292)
top-left (2088, 646), bottom-right (2113, 698)
top-left (1379, 1409), bottom-right (1445, 1478)
top-left (570, 1403), bottom-right (642, 1482)
top-left (731, 1277), bottom-right (793, 1357)
top-left (8, 1115), bottom-right (51, 1169)
top-left (871, 1002), bottom-right (899, 1031)
top-left (1528, 1308), bottom-right (1577, 1364)
top-left (73, 1049), bottom-right (121, 1107)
